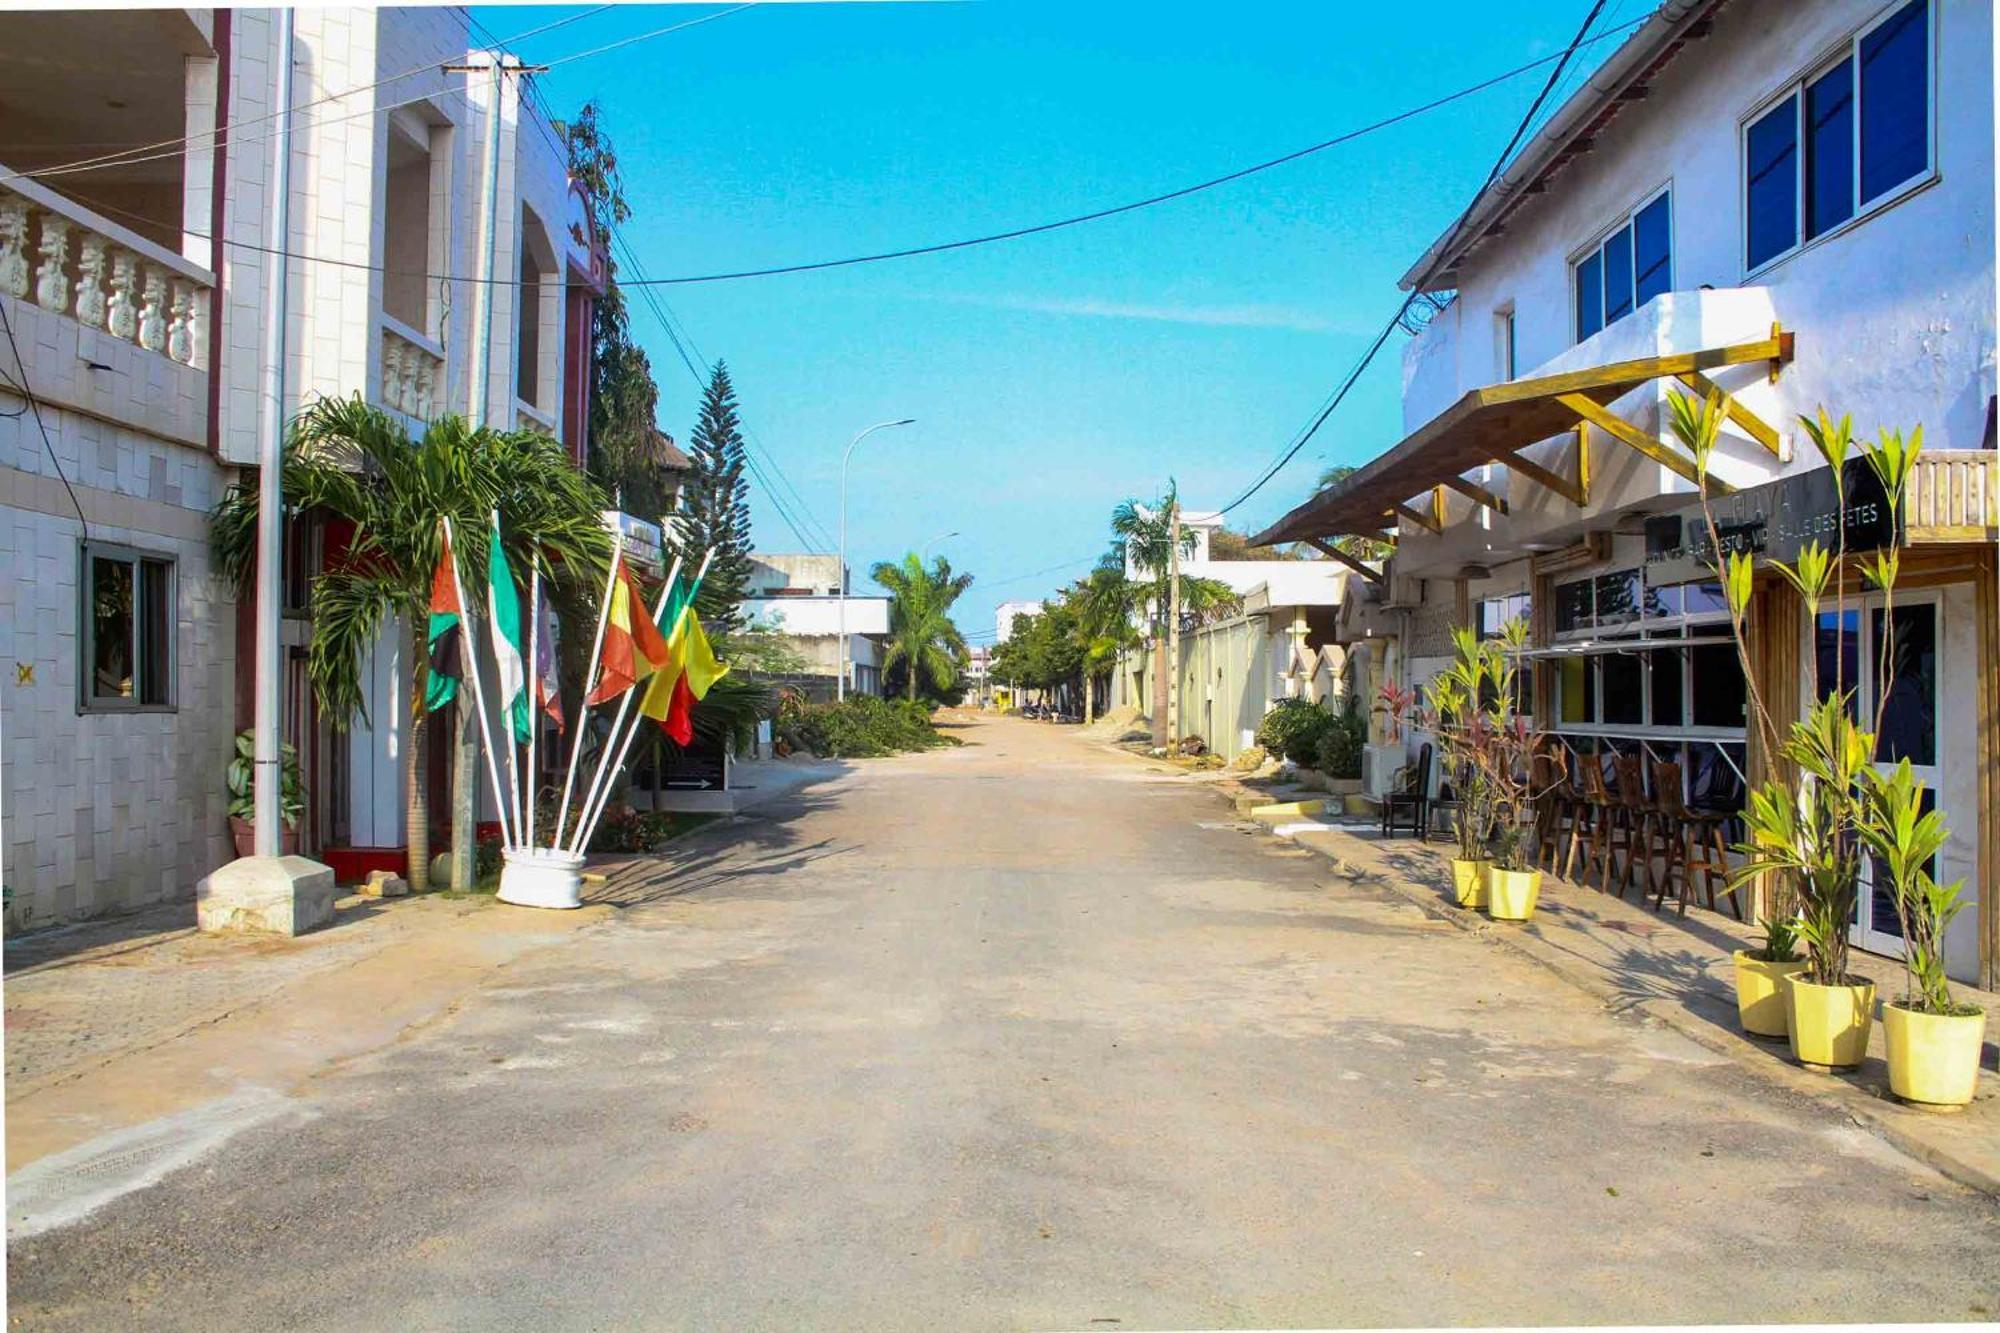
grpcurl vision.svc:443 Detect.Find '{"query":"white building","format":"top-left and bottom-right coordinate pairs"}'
top-left (2, 8), bottom-right (613, 923)
top-left (1255, 0), bottom-right (1996, 984)
top-left (740, 553), bottom-right (891, 699)
top-left (994, 599), bottom-right (1043, 644)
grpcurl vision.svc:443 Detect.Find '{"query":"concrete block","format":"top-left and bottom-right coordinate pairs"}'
top-left (359, 869), bottom-right (408, 898)
top-left (196, 855), bottom-right (336, 936)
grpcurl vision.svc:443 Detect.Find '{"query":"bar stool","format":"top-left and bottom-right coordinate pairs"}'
top-left (1651, 764), bottom-right (1743, 919)
top-left (1605, 753), bottom-right (1652, 900)
top-left (1564, 756), bottom-right (1611, 887)
top-left (1532, 744), bottom-right (1578, 872)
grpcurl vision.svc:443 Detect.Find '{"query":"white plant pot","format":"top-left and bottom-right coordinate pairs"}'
top-left (498, 847), bottom-right (586, 911)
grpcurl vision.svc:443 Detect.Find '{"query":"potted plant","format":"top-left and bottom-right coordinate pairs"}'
top-left (1731, 916), bottom-right (1808, 1038)
top-left (1416, 630), bottom-right (1496, 907)
top-left (1677, 397), bottom-right (1938, 1070)
top-left (226, 728), bottom-right (304, 857)
top-left (1863, 761), bottom-right (1985, 1107)
top-left (1474, 619), bottom-right (1546, 921)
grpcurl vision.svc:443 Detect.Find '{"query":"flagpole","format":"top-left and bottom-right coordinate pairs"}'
top-left (442, 514), bottom-right (518, 852)
top-left (574, 547), bottom-right (714, 856)
top-left (554, 540), bottom-right (623, 851)
top-left (568, 552), bottom-right (688, 857)
top-left (491, 509), bottom-right (527, 848)
top-left (526, 564), bottom-right (542, 851)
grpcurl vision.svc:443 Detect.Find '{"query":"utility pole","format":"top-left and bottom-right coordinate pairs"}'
top-left (1167, 499), bottom-right (1182, 753)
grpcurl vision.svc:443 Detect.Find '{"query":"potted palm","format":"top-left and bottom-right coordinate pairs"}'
top-left (1731, 916), bottom-right (1807, 1038)
top-left (226, 728), bottom-right (304, 857)
top-left (1863, 761), bottom-right (1985, 1107)
top-left (1418, 630), bottom-right (1495, 907)
top-left (1475, 619), bottom-right (1545, 921)
top-left (1676, 396), bottom-right (1945, 1070)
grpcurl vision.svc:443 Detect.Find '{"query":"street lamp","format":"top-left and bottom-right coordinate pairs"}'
top-left (838, 417), bottom-right (916, 701)
top-left (921, 530), bottom-right (960, 559)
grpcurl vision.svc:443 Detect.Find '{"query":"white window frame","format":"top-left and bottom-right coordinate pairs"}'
top-left (1739, 0), bottom-right (1937, 279)
top-left (1569, 183), bottom-right (1673, 344)
top-left (79, 540), bottom-right (178, 714)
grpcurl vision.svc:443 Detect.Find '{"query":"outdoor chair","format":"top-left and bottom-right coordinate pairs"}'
top-left (1605, 753), bottom-right (1652, 900)
top-left (1648, 760), bottom-right (1742, 920)
top-left (1379, 742), bottom-right (1433, 840)
top-left (1531, 744), bottom-right (1577, 871)
top-left (1563, 754), bottom-right (1611, 886)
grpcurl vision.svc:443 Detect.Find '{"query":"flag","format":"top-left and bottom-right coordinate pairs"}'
top-left (533, 590), bottom-right (563, 732)
top-left (423, 527), bottom-right (462, 713)
top-left (487, 519), bottom-right (529, 743)
top-left (661, 611), bottom-right (729, 746)
top-left (584, 567), bottom-right (672, 707)
top-left (636, 571), bottom-right (695, 725)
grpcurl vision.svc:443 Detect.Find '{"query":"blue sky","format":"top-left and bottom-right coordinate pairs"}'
top-left (479, 0), bottom-right (1637, 636)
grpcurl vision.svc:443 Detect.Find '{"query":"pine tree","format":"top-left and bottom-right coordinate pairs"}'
top-left (676, 362), bottom-right (753, 631)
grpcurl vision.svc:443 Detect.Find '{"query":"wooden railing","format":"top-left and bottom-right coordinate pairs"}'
top-left (1906, 450), bottom-right (1999, 543)
top-left (0, 169), bottom-right (213, 370)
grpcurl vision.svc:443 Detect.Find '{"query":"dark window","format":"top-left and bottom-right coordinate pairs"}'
top-left (82, 544), bottom-right (175, 710)
top-left (1594, 569), bottom-right (1640, 624)
top-left (1690, 642), bottom-right (1746, 727)
top-left (1632, 194), bottom-right (1671, 307)
top-left (1555, 578), bottom-right (1593, 634)
top-left (1649, 647), bottom-right (1684, 726)
top-left (1815, 608), bottom-right (1861, 713)
top-left (1873, 602), bottom-right (1935, 764)
top-left (1574, 250), bottom-right (1604, 341)
top-left (1805, 60), bottom-right (1855, 238)
top-left (1689, 742), bottom-right (1747, 812)
top-left (1745, 95), bottom-right (1799, 268)
top-left (1600, 224), bottom-right (1634, 324)
top-left (1602, 651), bottom-right (1644, 725)
top-left (1682, 581), bottom-right (1730, 616)
top-left (1859, 0), bottom-right (1929, 203)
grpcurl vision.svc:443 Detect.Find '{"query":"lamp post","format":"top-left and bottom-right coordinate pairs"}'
top-left (838, 418), bottom-right (915, 701)
top-left (921, 530), bottom-right (960, 560)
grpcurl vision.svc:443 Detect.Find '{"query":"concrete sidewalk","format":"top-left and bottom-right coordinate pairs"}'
top-left (1152, 757), bottom-right (2000, 1198)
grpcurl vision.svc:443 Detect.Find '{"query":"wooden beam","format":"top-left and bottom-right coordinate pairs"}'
top-left (1500, 449), bottom-right (1585, 506)
top-left (1389, 501), bottom-right (1439, 535)
top-left (1441, 474), bottom-right (1509, 515)
top-left (1674, 370), bottom-right (1782, 456)
top-left (1557, 392), bottom-right (1734, 493)
top-left (1304, 538), bottom-right (1383, 585)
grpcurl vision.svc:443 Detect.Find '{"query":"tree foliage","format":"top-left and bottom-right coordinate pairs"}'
top-left (674, 363), bottom-right (754, 632)
top-left (870, 552), bottom-right (974, 701)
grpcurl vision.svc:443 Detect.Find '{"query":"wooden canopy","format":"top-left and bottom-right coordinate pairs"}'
top-left (1252, 329), bottom-right (1793, 555)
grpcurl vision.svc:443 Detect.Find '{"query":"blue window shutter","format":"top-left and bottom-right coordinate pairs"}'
top-left (1633, 194), bottom-right (1671, 307)
top-left (1574, 251), bottom-right (1604, 341)
top-left (1859, 0), bottom-right (1928, 203)
top-left (1745, 95), bottom-right (1799, 268)
top-left (1600, 225), bottom-right (1634, 324)
top-left (1805, 60), bottom-right (1855, 239)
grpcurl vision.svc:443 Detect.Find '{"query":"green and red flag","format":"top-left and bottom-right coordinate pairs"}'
top-left (488, 516), bottom-right (530, 744)
top-left (423, 526), bottom-right (462, 713)
top-left (584, 566), bottom-right (673, 707)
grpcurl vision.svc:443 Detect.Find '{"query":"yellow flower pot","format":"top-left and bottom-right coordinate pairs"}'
top-left (1731, 951), bottom-right (1808, 1038)
top-left (1486, 868), bottom-right (1541, 922)
top-left (1883, 1003), bottom-right (1986, 1109)
top-left (1783, 975), bottom-right (1875, 1070)
top-left (1450, 858), bottom-right (1490, 908)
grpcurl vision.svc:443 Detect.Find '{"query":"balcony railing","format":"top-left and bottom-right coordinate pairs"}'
top-left (515, 396), bottom-right (556, 435)
top-left (379, 313), bottom-right (444, 421)
top-left (0, 168), bottom-right (213, 370)
top-left (1906, 450), bottom-right (1999, 543)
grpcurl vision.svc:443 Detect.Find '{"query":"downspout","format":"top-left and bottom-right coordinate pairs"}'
top-left (252, 8), bottom-right (295, 855)
top-left (204, 10), bottom-right (231, 454)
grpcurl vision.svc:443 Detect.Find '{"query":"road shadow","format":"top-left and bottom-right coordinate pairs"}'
top-left (4, 890), bottom-right (391, 977)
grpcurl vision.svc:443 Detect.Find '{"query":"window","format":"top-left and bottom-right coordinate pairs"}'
top-left (1497, 308), bottom-right (1517, 379)
top-left (1572, 190), bottom-right (1671, 342)
top-left (1476, 592), bottom-right (1532, 639)
top-left (81, 543), bottom-right (175, 710)
top-left (1742, 0), bottom-right (1932, 272)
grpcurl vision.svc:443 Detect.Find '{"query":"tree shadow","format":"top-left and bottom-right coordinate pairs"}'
top-left (4, 888), bottom-right (392, 977)
top-left (589, 789), bottom-right (857, 908)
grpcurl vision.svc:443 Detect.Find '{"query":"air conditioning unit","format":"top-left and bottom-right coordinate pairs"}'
top-left (1361, 742), bottom-right (1407, 799)
top-left (1381, 573), bottom-right (1424, 608)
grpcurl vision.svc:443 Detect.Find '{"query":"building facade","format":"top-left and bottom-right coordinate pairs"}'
top-left (741, 553), bottom-right (891, 699)
top-left (1254, 0), bottom-right (1997, 985)
top-left (2, 8), bottom-right (609, 926)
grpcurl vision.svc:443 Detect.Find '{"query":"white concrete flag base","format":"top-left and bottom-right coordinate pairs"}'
top-left (196, 855), bottom-right (337, 936)
top-left (498, 846), bottom-right (586, 910)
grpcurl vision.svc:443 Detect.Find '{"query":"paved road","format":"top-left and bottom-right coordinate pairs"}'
top-left (9, 714), bottom-right (1998, 1329)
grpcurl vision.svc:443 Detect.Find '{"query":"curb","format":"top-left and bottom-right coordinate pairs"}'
top-left (1197, 769), bottom-right (2000, 1200)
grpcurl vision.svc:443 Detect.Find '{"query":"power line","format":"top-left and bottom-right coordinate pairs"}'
top-left (0, 300), bottom-right (91, 542)
top-left (0, 5), bottom-right (615, 186)
top-left (1217, 0), bottom-right (1616, 519)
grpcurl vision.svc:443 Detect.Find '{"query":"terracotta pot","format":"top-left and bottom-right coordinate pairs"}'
top-left (1883, 1002), bottom-right (1986, 1108)
top-left (1783, 974), bottom-right (1875, 1070)
top-left (1731, 950), bottom-right (1808, 1038)
top-left (228, 816), bottom-right (298, 858)
top-left (1486, 867), bottom-right (1541, 922)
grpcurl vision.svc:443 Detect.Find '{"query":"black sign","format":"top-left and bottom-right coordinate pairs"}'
top-left (1645, 458), bottom-right (1900, 584)
top-left (657, 737), bottom-right (727, 792)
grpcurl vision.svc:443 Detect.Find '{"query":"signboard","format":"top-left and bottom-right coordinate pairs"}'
top-left (657, 736), bottom-right (727, 793)
top-left (1643, 459), bottom-right (1900, 586)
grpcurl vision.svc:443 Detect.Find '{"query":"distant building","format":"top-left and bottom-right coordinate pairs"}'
top-left (995, 600), bottom-right (1043, 644)
top-left (740, 553), bottom-right (889, 699)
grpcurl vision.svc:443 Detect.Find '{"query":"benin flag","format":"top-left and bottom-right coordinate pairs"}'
top-left (661, 611), bottom-right (729, 746)
top-left (584, 567), bottom-right (672, 707)
top-left (423, 528), bottom-right (462, 713)
top-left (635, 572), bottom-right (695, 725)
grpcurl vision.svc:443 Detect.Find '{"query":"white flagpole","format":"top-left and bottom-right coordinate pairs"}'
top-left (554, 540), bottom-right (623, 851)
top-left (568, 552), bottom-right (686, 856)
top-left (442, 515), bottom-right (517, 851)
top-left (526, 563), bottom-right (542, 851)
top-left (574, 548), bottom-right (714, 856)
top-left (491, 509), bottom-right (526, 848)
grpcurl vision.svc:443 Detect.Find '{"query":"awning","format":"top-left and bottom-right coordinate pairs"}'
top-left (1251, 331), bottom-right (1793, 568)
top-left (1522, 633), bottom-right (1736, 659)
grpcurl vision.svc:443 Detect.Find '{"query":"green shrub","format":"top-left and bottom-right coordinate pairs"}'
top-left (1254, 699), bottom-right (1321, 762)
top-left (1314, 703), bottom-right (1367, 780)
top-left (588, 808), bottom-right (715, 853)
top-left (778, 696), bottom-right (960, 758)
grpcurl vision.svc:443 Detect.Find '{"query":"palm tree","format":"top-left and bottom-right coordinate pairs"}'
top-left (1313, 465), bottom-right (1394, 561)
top-left (869, 552), bottom-right (973, 702)
top-left (1068, 559), bottom-right (1141, 726)
top-left (213, 395), bottom-right (611, 890)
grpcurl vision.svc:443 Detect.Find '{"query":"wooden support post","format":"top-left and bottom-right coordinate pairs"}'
top-left (1442, 474), bottom-right (1509, 515)
top-left (1304, 537), bottom-right (1385, 584)
top-left (1673, 370), bottom-right (1784, 457)
top-left (1558, 392), bottom-right (1729, 492)
top-left (1389, 501), bottom-right (1439, 534)
top-left (1502, 449), bottom-right (1586, 506)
